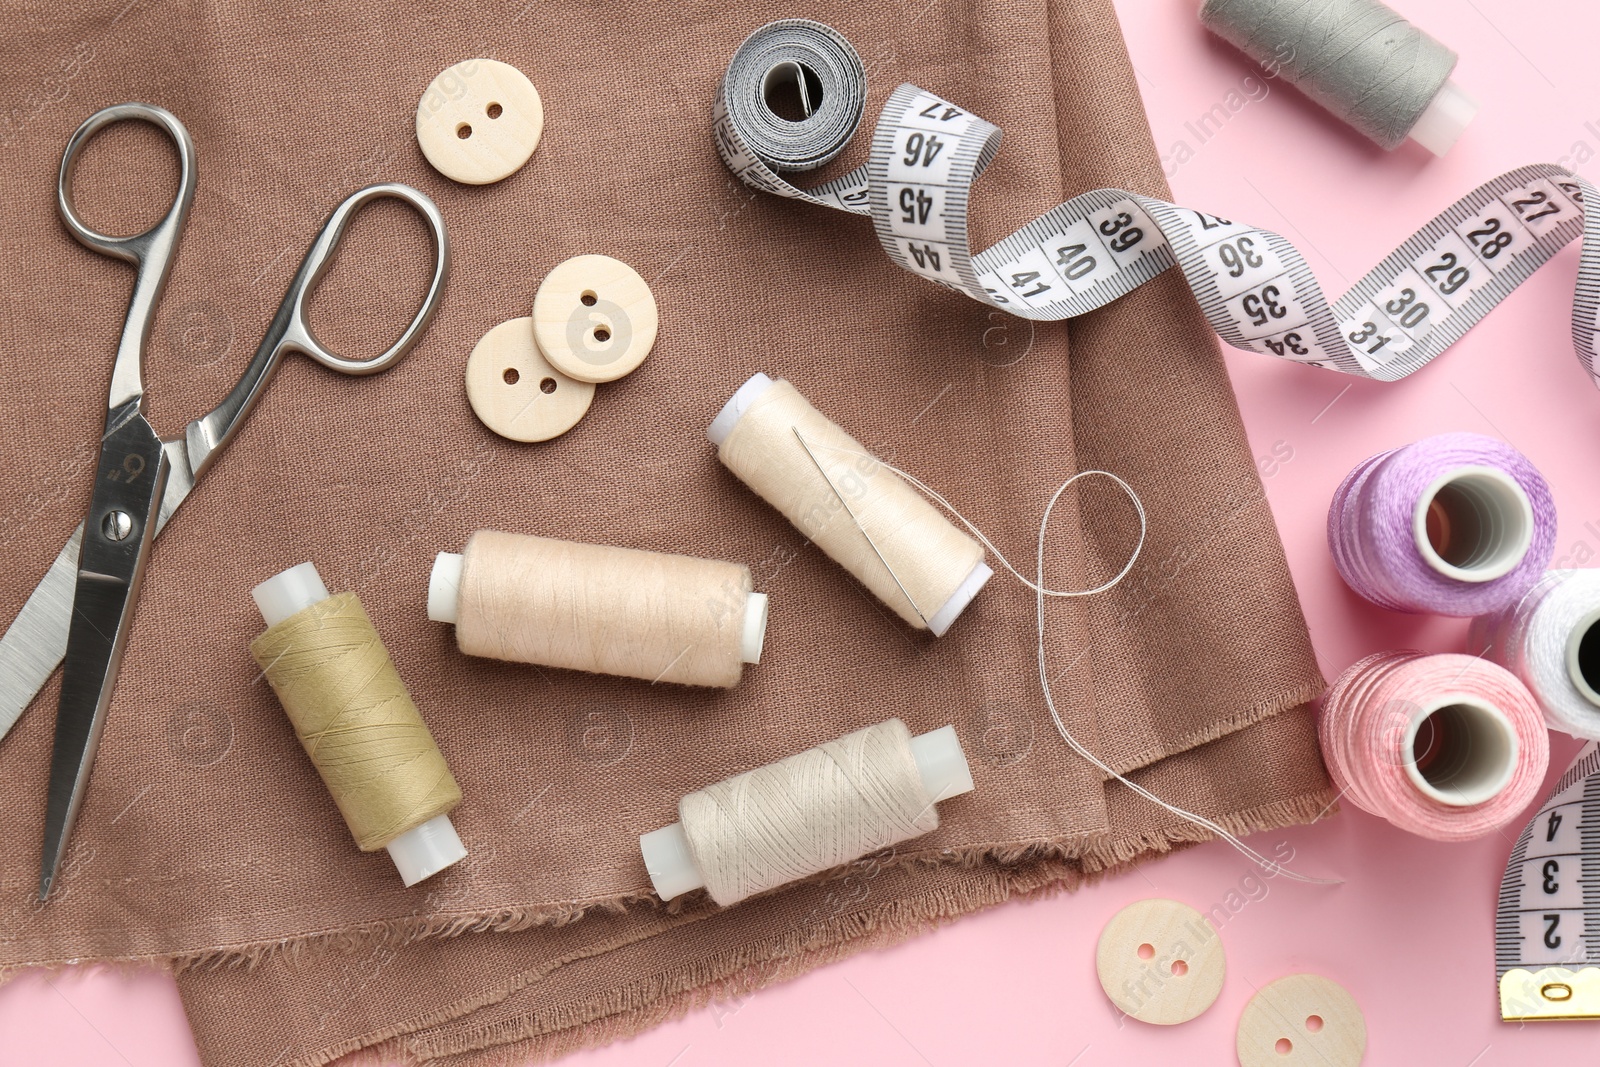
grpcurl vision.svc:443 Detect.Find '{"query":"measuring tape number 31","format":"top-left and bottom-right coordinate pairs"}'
top-left (715, 20), bottom-right (1600, 388)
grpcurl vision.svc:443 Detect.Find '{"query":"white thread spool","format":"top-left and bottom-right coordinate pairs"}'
top-left (1471, 570), bottom-right (1600, 738)
top-left (640, 720), bottom-right (974, 904)
top-left (427, 530), bottom-right (769, 688)
top-left (253, 562), bottom-right (467, 887)
top-left (710, 373), bottom-right (993, 635)
top-left (1414, 466), bottom-right (1535, 583)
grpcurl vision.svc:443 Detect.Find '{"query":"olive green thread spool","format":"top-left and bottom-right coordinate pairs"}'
top-left (251, 562), bottom-right (466, 886)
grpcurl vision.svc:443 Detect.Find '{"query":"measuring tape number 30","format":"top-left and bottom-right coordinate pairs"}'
top-left (715, 20), bottom-right (1600, 388)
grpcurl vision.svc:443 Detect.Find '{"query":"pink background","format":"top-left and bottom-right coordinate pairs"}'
top-left (7, 0), bottom-right (1600, 1062)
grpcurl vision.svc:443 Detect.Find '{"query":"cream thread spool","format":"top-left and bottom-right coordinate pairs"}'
top-left (639, 719), bottom-right (974, 905)
top-left (251, 562), bottom-right (466, 886)
top-left (428, 530), bottom-right (769, 688)
top-left (710, 373), bottom-right (993, 635)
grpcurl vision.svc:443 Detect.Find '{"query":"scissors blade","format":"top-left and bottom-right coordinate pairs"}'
top-left (0, 440), bottom-right (194, 746)
top-left (0, 528), bottom-right (83, 739)
top-left (39, 411), bottom-right (169, 899)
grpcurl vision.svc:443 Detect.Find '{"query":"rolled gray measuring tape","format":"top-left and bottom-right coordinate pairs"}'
top-left (716, 20), bottom-right (1600, 388)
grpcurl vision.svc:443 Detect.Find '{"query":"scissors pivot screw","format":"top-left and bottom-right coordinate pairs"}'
top-left (100, 510), bottom-right (134, 542)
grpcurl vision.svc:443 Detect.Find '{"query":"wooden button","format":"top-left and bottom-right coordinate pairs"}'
top-left (465, 317), bottom-right (593, 442)
top-left (532, 254), bottom-right (658, 383)
top-left (1096, 898), bottom-right (1225, 1025)
top-left (1237, 974), bottom-right (1365, 1067)
top-left (416, 59), bottom-right (543, 185)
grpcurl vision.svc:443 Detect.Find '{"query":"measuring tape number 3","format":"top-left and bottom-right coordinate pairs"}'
top-left (1498, 743), bottom-right (1600, 1020)
top-left (715, 20), bottom-right (1600, 388)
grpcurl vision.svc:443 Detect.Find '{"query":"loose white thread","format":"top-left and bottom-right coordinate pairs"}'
top-left (807, 441), bottom-right (1336, 884)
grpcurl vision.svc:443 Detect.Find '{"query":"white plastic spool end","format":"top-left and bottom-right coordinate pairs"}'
top-left (1409, 80), bottom-right (1478, 157)
top-left (428, 552), bottom-right (465, 624)
top-left (639, 725), bottom-right (974, 901)
top-left (708, 371), bottom-right (777, 446)
top-left (1412, 465), bottom-right (1534, 584)
top-left (385, 813), bottom-right (468, 887)
top-left (640, 821), bottom-right (703, 900)
top-left (927, 560), bottom-right (994, 637)
top-left (908, 724), bottom-right (976, 802)
top-left (742, 591), bottom-right (769, 664)
top-left (252, 562), bottom-right (331, 627)
top-left (1402, 696), bottom-right (1519, 807)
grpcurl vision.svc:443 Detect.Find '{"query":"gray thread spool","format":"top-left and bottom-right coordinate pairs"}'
top-left (1199, 0), bottom-right (1477, 154)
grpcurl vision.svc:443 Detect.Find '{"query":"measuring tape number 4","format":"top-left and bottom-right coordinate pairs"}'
top-left (1498, 743), bottom-right (1600, 1020)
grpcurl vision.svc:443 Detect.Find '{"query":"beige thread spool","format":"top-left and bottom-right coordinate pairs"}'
top-left (709, 373), bottom-right (992, 635)
top-left (428, 529), bottom-right (769, 688)
top-left (251, 563), bottom-right (466, 887)
top-left (639, 719), bottom-right (975, 905)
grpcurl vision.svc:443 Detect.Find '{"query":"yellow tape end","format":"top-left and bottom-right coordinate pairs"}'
top-left (1501, 968), bottom-right (1600, 1020)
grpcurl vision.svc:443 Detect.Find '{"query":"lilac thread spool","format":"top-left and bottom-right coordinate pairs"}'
top-left (1327, 433), bottom-right (1555, 616)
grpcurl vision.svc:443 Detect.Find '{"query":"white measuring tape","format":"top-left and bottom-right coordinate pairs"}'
top-left (716, 20), bottom-right (1600, 385)
top-left (1497, 743), bottom-right (1600, 1019)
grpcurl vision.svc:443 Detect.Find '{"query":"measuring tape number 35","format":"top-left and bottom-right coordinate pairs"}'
top-left (715, 20), bottom-right (1600, 388)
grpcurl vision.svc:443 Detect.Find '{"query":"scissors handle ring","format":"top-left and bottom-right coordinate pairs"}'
top-left (283, 183), bottom-right (450, 376)
top-left (57, 103), bottom-right (196, 264)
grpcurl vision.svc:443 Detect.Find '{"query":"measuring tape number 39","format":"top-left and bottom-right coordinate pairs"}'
top-left (715, 20), bottom-right (1600, 388)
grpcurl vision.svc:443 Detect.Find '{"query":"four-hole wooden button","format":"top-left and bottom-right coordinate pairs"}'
top-left (532, 254), bottom-right (658, 384)
top-left (1236, 974), bottom-right (1365, 1067)
top-left (1096, 898), bottom-right (1226, 1025)
top-left (466, 317), bottom-right (593, 442)
top-left (416, 59), bottom-right (544, 185)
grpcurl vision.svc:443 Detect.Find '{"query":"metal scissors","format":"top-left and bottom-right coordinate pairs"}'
top-left (0, 103), bottom-right (450, 898)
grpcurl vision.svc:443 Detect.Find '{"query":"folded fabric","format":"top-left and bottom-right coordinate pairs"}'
top-left (177, 707), bottom-right (1330, 1066)
top-left (0, 0), bottom-right (1331, 1063)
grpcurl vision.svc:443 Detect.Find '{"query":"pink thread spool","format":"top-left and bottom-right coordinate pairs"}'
top-left (1327, 433), bottom-right (1555, 616)
top-left (1318, 651), bottom-right (1548, 841)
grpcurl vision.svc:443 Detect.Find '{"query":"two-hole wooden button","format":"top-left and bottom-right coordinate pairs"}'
top-left (532, 255), bottom-right (657, 383)
top-left (1236, 974), bottom-right (1365, 1066)
top-left (416, 59), bottom-right (543, 185)
top-left (466, 318), bottom-right (593, 442)
top-left (1096, 898), bottom-right (1226, 1025)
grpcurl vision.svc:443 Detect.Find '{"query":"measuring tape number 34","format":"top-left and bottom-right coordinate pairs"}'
top-left (715, 20), bottom-right (1600, 388)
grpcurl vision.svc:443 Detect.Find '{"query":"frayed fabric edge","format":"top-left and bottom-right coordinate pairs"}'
top-left (321, 783), bottom-right (1339, 1067)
